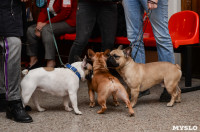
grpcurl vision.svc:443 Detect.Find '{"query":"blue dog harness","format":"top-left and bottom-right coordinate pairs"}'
top-left (65, 64), bottom-right (81, 80)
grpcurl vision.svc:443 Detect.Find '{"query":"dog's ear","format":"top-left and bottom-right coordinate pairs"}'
top-left (88, 49), bottom-right (95, 59)
top-left (81, 56), bottom-right (87, 69)
top-left (117, 45), bottom-right (123, 50)
top-left (123, 47), bottom-right (132, 58)
top-left (74, 55), bottom-right (82, 62)
top-left (104, 49), bottom-right (110, 58)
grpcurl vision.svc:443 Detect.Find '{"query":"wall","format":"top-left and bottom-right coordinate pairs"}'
top-left (168, 0), bottom-right (181, 18)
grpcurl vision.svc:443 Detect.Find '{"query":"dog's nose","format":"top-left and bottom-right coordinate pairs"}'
top-left (107, 56), bottom-right (114, 67)
top-left (106, 56), bottom-right (119, 68)
top-left (107, 55), bottom-right (113, 61)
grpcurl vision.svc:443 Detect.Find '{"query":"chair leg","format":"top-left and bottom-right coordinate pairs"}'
top-left (181, 45), bottom-right (200, 93)
top-left (184, 45), bottom-right (192, 87)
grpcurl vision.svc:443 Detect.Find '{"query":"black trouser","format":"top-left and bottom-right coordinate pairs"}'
top-left (68, 2), bottom-right (117, 64)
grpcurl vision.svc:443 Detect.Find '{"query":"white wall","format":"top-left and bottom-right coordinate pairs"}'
top-left (168, 0), bottom-right (182, 65)
top-left (168, 0), bottom-right (181, 19)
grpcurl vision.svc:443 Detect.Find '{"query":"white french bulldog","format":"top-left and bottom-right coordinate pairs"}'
top-left (21, 57), bottom-right (93, 115)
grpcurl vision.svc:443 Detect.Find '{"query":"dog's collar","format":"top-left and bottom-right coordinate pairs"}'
top-left (65, 64), bottom-right (81, 80)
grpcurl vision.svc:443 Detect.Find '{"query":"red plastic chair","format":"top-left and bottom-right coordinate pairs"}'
top-left (143, 10), bottom-right (199, 49)
top-left (169, 10), bottom-right (199, 49)
top-left (141, 11), bottom-right (200, 90)
top-left (115, 13), bottom-right (155, 45)
top-left (60, 33), bottom-right (102, 43)
top-left (143, 16), bottom-right (156, 47)
top-left (169, 11), bottom-right (200, 89)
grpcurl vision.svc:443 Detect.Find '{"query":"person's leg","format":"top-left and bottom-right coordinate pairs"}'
top-left (98, 4), bottom-right (117, 51)
top-left (122, 0), bottom-right (145, 63)
top-left (123, 0), bottom-right (150, 97)
top-left (68, 2), bottom-right (97, 64)
top-left (41, 21), bottom-right (75, 67)
top-left (149, 0), bottom-right (175, 64)
top-left (3, 37), bottom-right (21, 101)
top-left (0, 40), bottom-right (5, 93)
top-left (0, 39), bottom-right (7, 112)
top-left (26, 24), bottom-right (40, 67)
top-left (1, 37), bottom-right (32, 122)
top-left (148, 0), bottom-right (174, 101)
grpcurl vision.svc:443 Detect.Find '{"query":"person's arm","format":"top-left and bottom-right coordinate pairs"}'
top-left (37, 7), bottom-right (48, 24)
top-left (148, 0), bottom-right (158, 10)
top-left (35, 21), bottom-right (47, 37)
top-left (35, 0), bottom-right (73, 36)
top-left (35, 4), bottom-right (49, 37)
top-left (45, 0), bottom-right (72, 24)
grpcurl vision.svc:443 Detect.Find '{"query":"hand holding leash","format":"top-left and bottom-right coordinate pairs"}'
top-left (148, 0), bottom-right (158, 10)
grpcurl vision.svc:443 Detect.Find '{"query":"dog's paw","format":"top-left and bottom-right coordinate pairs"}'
top-left (113, 101), bottom-right (120, 107)
top-left (75, 111), bottom-right (82, 115)
top-left (129, 113), bottom-right (135, 117)
top-left (65, 107), bottom-right (73, 112)
top-left (22, 69), bottom-right (29, 75)
top-left (89, 102), bottom-right (95, 108)
top-left (97, 110), bottom-right (105, 114)
top-left (38, 108), bottom-right (46, 112)
top-left (97, 108), bottom-right (107, 114)
top-left (175, 99), bottom-right (181, 103)
top-left (131, 103), bottom-right (136, 108)
top-left (167, 102), bottom-right (174, 107)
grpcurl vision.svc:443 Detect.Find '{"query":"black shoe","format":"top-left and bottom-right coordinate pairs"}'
top-left (138, 89), bottom-right (150, 98)
top-left (26, 61), bottom-right (40, 71)
top-left (0, 93), bottom-right (7, 112)
top-left (159, 88), bottom-right (171, 102)
top-left (6, 99), bottom-right (33, 123)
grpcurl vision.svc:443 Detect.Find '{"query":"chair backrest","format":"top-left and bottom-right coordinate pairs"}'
top-left (168, 10), bottom-right (199, 44)
top-left (143, 14), bottom-right (154, 38)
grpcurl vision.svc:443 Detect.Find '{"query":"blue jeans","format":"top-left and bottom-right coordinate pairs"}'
top-left (122, 0), bottom-right (175, 64)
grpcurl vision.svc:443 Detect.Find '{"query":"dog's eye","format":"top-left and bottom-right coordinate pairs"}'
top-left (113, 54), bottom-right (120, 59)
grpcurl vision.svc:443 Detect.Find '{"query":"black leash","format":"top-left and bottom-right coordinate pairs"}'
top-left (132, 9), bottom-right (152, 61)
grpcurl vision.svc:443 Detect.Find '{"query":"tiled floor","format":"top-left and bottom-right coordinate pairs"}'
top-left (0, 78), bottom-right (199, 132)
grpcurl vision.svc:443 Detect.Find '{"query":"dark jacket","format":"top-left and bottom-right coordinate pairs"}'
top-left (0, 0), bottom-right (23, 37)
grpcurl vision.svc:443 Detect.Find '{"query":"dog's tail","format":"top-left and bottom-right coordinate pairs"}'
top-left (108, 77), bottom-right (118, 93)
top-left (22, 69), bottom-right (29, 76)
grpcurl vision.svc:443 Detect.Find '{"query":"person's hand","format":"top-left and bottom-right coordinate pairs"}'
top-left (21, 0), bottom-right (28, 2)
top-left (36, 22), bottom-right (47, 31)
top-left (35, 22), bottom-right (47, 37)
top-left (35, 30), bottom-right (41, 38)
top-left (148, 0), bottom-right (158, 10)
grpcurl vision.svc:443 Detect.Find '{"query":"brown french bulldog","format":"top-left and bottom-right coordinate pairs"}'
top-left (87, 49), bottom-right (134, 116)
top-left (107, 45), bottom-right (182, 107)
